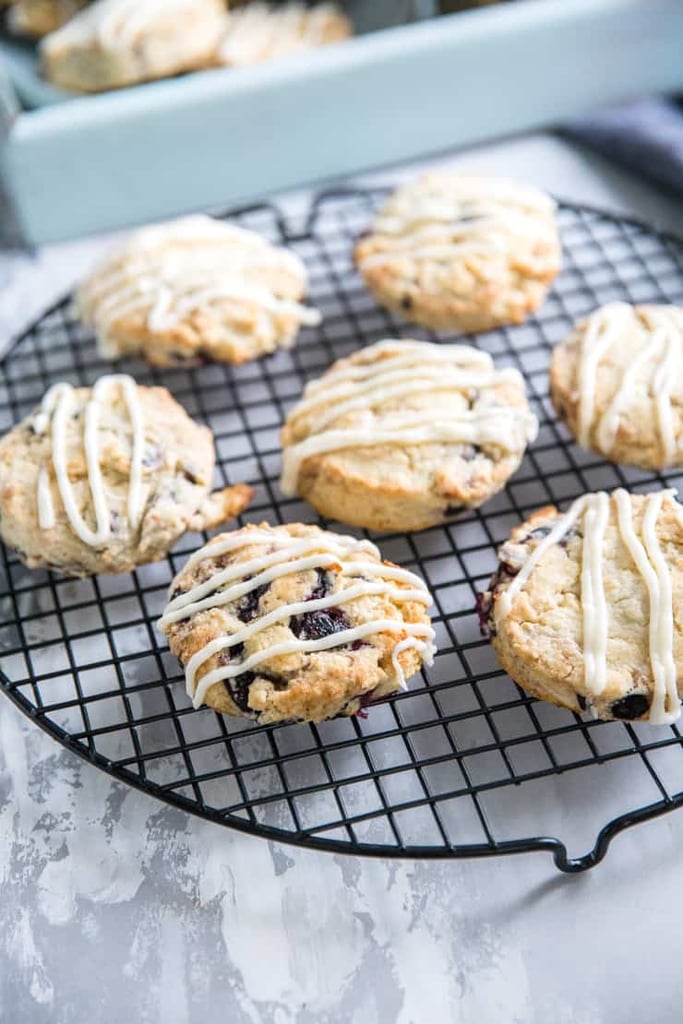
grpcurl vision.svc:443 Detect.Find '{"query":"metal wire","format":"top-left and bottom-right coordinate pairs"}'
top-left (2, 187), bottom-right (683, 873)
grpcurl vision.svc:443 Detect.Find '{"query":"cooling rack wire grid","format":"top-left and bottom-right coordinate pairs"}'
top-left (2, 187), bottom-right (683, 872)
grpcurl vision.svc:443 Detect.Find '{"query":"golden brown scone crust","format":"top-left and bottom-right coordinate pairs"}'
top-left (479, 491), bottom-right (683, 722)
top-left (280, 339), bottom-right (537, 532)
top-left (0, 381), bottom-right (252, 576)
top-left (354, 173), bottom-right (561, 333)
top-left (76, 215), bottom-right (319, 367)
top-left (550, 303), bottom-right (683, 470)
top-left (161, 522), bottom-right (433, 723)
top-left (40, 0), bottom-right (226, 92)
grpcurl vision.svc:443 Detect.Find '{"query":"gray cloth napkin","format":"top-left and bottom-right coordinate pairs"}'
top-left (564, 97), bottom-right (683, 193)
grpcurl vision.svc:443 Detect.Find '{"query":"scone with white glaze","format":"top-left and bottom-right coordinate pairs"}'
top-left (280, 339), bottom-right (538, 532)
top-left (478, 488), bottom-right (683, 724)
top-left (6, 0), bottom-right (85, 37)
top-left (159, 522), bottom-right (435, 723)
top-left (550, 302), bottom-right (683, 470)
top-left (0, 375), bottom-right (253, 576)
top-left (76, 215), bottom-right (321, 367)
top-left (354, 173), bottom-right (561, 333)
top-left (40, 0), bottom-right (226, 92)
top-left (217, 2), bottom-right (351, 67)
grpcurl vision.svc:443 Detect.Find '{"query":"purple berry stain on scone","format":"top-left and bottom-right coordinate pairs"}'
top-left (226, 672), bottom-right (254, 713)
top-left (476, 559), bottom-right (522, 638)
top-left (218, 643), bottom-right (250, 712)
top-left (475, 591), bottom-right (493, 638)
top-left (291, 568), bottom-right (357, 643)
top-left (477, 517), bottom-right (583, 638)
top-left (221, 569), bottom-right (364, 715)
top-left (237, 581), bottom-right (270, 623)
top-left (610, 693), bottom-right (651, 721)
top-left (480, 490), bottom-right (683, 725)
top-left (354, 689), bottom-right (379, 719)
top-left (159, 524), bottom-right (435, 724)
top-left (308, 568), bottom-right (332, 601)
top-left (219, 641), bottom-right (288, 715)
top-left (291, 606), bottom-right (350, 642)
top-left (0, 375), bottom-right (253, 577)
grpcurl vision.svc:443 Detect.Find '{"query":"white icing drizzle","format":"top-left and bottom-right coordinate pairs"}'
top-left (580, 491), bottom-right (610, 696)
top-left (303, 338), bottom-right (492, 389)
top-left (575, 303), bottom-right (683, 463)
top-left (33, 375), bottom-right (145, 548)
top-left (291, 340), bottom-right (523, 433)
top-left (37, 467), bottom-right (56, 530)
top-left (357, 178), bottom-right (556, 270)
top-left (575, 302), bottom-right (633, 448)
top-left (158, 529), bottom-right (436, 710)
top-left (281, 414), bottom-right (535, 495)
top-left (495, 495), bottom-right (589, 621)
top-left (652, 325), bottom-right (679, 466)
top-left (280, 340), bottom-right (537, 496)
top-left (390, 637), bottom-right (427, 691)
top-left (218, 2), bottom-right (344, 65)
top-left (183, 526), bottom-right (378, 574)
top-left (495, 488), bottom-right (682, 724)
top-left (594, 327), bottom-right (665, 454)
top-left (160, 534), bottom-right (417, 627)
top-left (614, 490), bottom-right (679, 724)
top-left (78, 215), bottom-right (321, 350)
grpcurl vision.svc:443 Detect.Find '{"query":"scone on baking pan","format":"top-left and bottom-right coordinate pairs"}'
top-left (76, 215), bottom-right (321, 367)
top-left (354, 173), bottom-right (561, 333)
top-left (40, 0), bottom-right (226, 93)
top-left (280, 339), bottom-right (538, 532)
top-left (158, 522), bottom-right (435, 723)
top-left (0, 375), bottom-right (253, 577)
top-left (217, 2), bottom-right (352, 67)
top-left (550, 302), bottom-right (683, 471)
top-left (6, 0), bottom-right (85, 37)
top-left (478, 488), bottom-right (683, 725)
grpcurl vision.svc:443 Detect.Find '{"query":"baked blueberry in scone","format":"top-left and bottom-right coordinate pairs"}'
top-left (479, 488), bottom-right (683, 724)
top-left (159, 522), bottom-right (436, 723)
top-left (0, 375), bottom-right (252, 576)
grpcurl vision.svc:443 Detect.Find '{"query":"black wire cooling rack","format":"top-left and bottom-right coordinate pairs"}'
top-left (2, 188), bottom-right (683, 873)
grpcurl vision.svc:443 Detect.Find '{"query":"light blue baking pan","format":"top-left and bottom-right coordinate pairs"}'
top-left (1, 0), bottom-right (683, 246)
top-left (0, 0), bottom-right (433, 108)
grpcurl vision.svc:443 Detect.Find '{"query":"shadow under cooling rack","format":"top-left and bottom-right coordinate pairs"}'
top-left (2, 188), bottom-right (683, 873)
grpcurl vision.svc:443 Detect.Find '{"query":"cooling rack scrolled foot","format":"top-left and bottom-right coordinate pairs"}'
top-left (2, 187), bottom-right (683, 873)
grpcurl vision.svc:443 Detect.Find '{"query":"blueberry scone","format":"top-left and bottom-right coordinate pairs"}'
top-left (217, 2), bottom-right (351, 67)
top-left (280, 339), bottom-right (538, 532)
top-left (40, 0), bottom-right (226, 93)
top-left (5, 0), bottom-right (85, 37)
top-left (550, 302), bottom-right (683, 470)
top-left (76, 215), bottom-right (321, 367)
top-left (0, 375), bottom-right (253, 576)
top-left (159, 522), bottom-right (435, 723)
top-left (478, 488), bottom-right (683, 724)
top-left (354, 173), bottom-right (561, 333)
